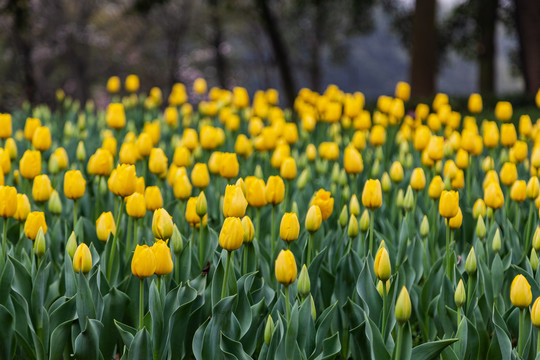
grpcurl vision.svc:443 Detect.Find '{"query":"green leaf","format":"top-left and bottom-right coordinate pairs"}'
top-left (76, 272), bottom-right (96, 330)
top-left (74, 318), bottom-right (103, 360)
top-left (411, 338), bottom-right (459, 360)
top-left (220, 331), bottom-right (252, 360)
top-left (128, 328), bottom-right (152, 360)
top-left (49, 319), bottom-right (74, 360)
top-left (0, 304), bottom-right (14, 359)
top-left (114, 319), bottom-right (137, 350)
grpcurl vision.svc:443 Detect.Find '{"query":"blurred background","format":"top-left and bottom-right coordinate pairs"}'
top-left (0, 0), bottom-right (538, 110)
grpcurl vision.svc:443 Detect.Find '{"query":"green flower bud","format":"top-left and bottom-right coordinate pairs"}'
top-left (34, 228), bottom-right (46, 258)
top-left (64, 121), bottom-right (74, 139)
top-left (381, 172), bottom-right (391, 193)
top-left (359, 209), bottom-right (370, 232)
top-left (500, 148), bottom-right (509, 164)
top-left (331, 163), bottom-right (340, 183)
top-left (341, 185), bottom-right (350, 202)
top-left (395, 286), bottom-right (411, 324)
top-left (465, 247), bottom-right (477, 275)
top-left (339, 205), bottom-right (348, 228)
top-left (403, 186), bottom-right (414, 211)
top-left (375, 147), bottom-right (384, 161)
top-left (348, 214), bottom-right (359, 238)
top-left (435, 160), bottom-right (443, 174)
top-left (255, 165), bottom-right (264, 179)
top-left (297, 168), bottom-right (310, 190)
top-left (298, 264), bottom-right (311, 298)
top-left (533, 226), bottom-right (540, 251)
top-left (99, 176), bottom-right (108, 195)
top-left (399, 141), bottom-right (409, 155)
top-left (476, 216), bottom-right (486, 239)
top-left (196, 191), bottom-right (207, 217)
top-left (291, 201), bottom-right (299, 216)
top-left (492, 228), bottom-right (501, 253)
top-left (349, 195), bottom-right (360, 216)
top-left (405, 153), bottom-right (413, 168)
top-left (193, 146), bottom-right (203, 161)
top-left (339, 169), bottom-right (348, 186)
top-left (531, 249), bottom-right (539, 272)
top-left (171, 224), bottom-right (183, 255)
top-left (396, 189), bottom-right (404, 208)
top-left (420, 216), bottom-right (429, 238)
top-left (48, 155), bottom-right (59, 175)
top-left (78, 114), bottom-right (86, 131)
top-left (66, 231), bottom-right (78, 259)
top-left (376, 280), bottom-right (390, 297)
top-left (48, 190), bottom-right (63, 215)
top-left (76, 141), bottom-right (86, 162)
top-left (454, 279), bottom-right (466, 308)
top-left (371, 159), bottom-right (380, 178)
top-left (330, 183), bottom-right (337, 197)
top-left (310, 295), bottom-right (316, 321)
top-left (264, 315), bottom-right (274, 345)
top-left (443, 175), bottom-right (452, 191)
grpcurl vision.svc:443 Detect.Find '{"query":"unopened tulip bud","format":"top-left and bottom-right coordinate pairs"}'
top-left (48, 190), bottom-right (62, 215)
top-left (381, 172), bottom-right (391, 193)
top-left (454, 279), bottom-right (466, 308)
top-left (420, 216), bottom-right (429, 237)
top-left (349, 195), bottom-right (360, 216)
top-left (291, 201), bottom-right (299, 216)
top-left (331, 163), bottom-right (340, 183)
top-left (48, 155), bottom-right (59, 174)
top-left (72, 243), bottom-right (92, 274)
top-left (403, 186), bottom-right (414, 211)
top-left (396, 189), bottom-right (404, 208)
top-left (371, 159), bottom-right (380, 178)
top-left (376, 280), bottom-right (390, 297)
top-left (476, 216), bottom-right (486, 239)
top-left (242, 216), bottom-right (255, 243)
top-left (348, 215), bottom-right (359, 238)
top-left (310, 295), bottom-right (316, 321)
top-left (492, 229), bottom-right (501, 253)
top-left (298, 264), bottom-right (311, 297)
top-left (66, 231), bottom-right (77, 259)
top-left (342, 185), bottom-right (350, 201)
top-left (465, 247), bottom-right (477, 275)
top-left (34, 228), bottom-right (46, 257)
top-left (297, 168), bottom-right (310, 190)
top-left (533, 226), bottom-right (540, 251)
top-left (510, 274), bottom-right (532, 309)
top-left (171, 224), bottom-right (183, 255)
top-left (255, 165), bottom-right (263, 179)
top-left (99, 176), bottom-right (108, 195)
top-left (532, 297), bottom-right (540, 329)
top-left (338, 169), bottom-right (348, 186)
top-left (531, 249), bottom-right (539, 272)
top-left (196, 191), bottom-right (207, 217)
top-left (359, 209), bottom-right (370, 232)
top-left (395, 287), bottom-right (411, 324)
top-left (264, 315), bottom-right (274, 345)
top-left (76, 141), bottom-right (86, 162)
top-left (339, 205), bottom-right (348, 228)
top-left (374, 247), bottom-right (391, 281)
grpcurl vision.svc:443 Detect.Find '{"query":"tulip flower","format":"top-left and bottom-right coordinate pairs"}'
top-left (275, 249), bottom-right (298, 321)
top-left (131, 244), bottom-right (156, 329)
top-left (219, 217), bottom-right (244, 298)
top-left (511, 274), bottom-right (532, 357)
top-left (223, 185), bottom-right (248, 218)
top-left (32, 126), bottom-right (52, 152)
top-left (24, 211), bottom-right (47, 241)
top-left (279, 213), bottom-right (300, 244)
top-left (73, 243), bottom-right (92, 274)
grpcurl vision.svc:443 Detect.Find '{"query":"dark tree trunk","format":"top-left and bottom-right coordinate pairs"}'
top-left (477, 0), bottom-right (497, 95)
top-left (210, 0), bottom-right (227, 88)
top-left (410, 0), bottom-right (437, 97)
top-left (514, 0), bottom-right (540, 93)
top-left (310, 0), bottom-right (324, 92)
top-left (256, 0), bottom-right (297, 107)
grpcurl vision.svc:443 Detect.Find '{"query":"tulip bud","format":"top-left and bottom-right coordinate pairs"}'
top-left (338, 169), bottom-right (348, 187)
top-left (275, 249), bottom-right (297, 286)
top-left (531, 249), bottom-right (539, 272)
top-left (476, 216), bottom-right (486, 239)
top-left (242, 216), bottom-right (255, 243)
top-left (349, 195), bottom-right (360, 216)
top-left (171, 224), bottom-right (183, 255)
top-left (255, 165), bottom-right (264, 179)
top-left (72, 243), bottom-right (92, 274)
top-left (454, 279), bottom-right (466, 308)
top-left (264, 315), bottom-right (274, 345)
top-left (465, 247), bottom-right (477, 275)
top-left (151, 240), bottom-right (174, 275)
top-left (374, 247), bottom-right (391, 281)
top-left (395, 287), bottom-right (411, 324)
top-left (396, 189), bottom-right (404, 208)
top-left (371, 159), bottom-right (381, 178)
top-left (66, 231), bottom-right (77, 259)
top-left (331, 163), bottom-right (340, 183)
top-left (76, 141), bottom-right (86, 162)
top-left (342, 213), bottom-right (357, 240)
top-left (403, 186), bottom-right (414, 211)
top-left (420, 216), bottom-right (429, 237)
top-left (305, 205), bottom-right (322, 233)
top-left (532, 297), bottom-right (540, 329)
top-left (381, 172), bottom-right (391, 193)
top-left (492, 229), bottom-right (501, 253)
top-left (152, 208), bottom-right (174, 240)
top-left (291, 201), bottom-right (299, 216)
top-left (34, 228), bottom-right (46, 257)
top-left (131, 244), bottom-right (156, 279)
top-left (298, 264), bottom-right (311, 298)
top-left (510, 274), bottom-right (532, 309)
top-left (48, 155), bottom-right (59, 174)
top-left (341, 185), bottom-right (350, 202)
top-left (533, 226), bottom-right (540, 251)
top-left (339, 205), bottom-right (348, 228)
top-left (48, 190), bottom-right (63, 215)
top-left (359, 209), bottom-right (370, 232)
top-left (196, 191), bottom-right (207, 217)
top-left (376, 280), bottom-right (390, 297)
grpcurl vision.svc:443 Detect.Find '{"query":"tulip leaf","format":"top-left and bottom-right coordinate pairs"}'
top-left (49, 319), bottom-right (74, 360)
top-left (149, 279), bottom-right (167, 360)
top-left (0, 258), bottom-right (14, 304)
top-left (410, 338), bottom-right (459, 360)
top-left (114, 319), bottom-right (137, 350)
top-left (492, 306), bottom-right (512, 360)
top-left (100, 287), bottom-right (130, 358)
top-left (220, 331), bottom-right (252, 360)
top-left (128, 328), bottom-right (152, 360)
top-left (76, 272), bottom-right (96, 330)
top-left (0, 304), bottom-right (14, 359)
top-left (362, 311), bottom-right (390, 360)
top-left (318, 332), bottom-right (341, 360)
top-left (193, 318), bottom-right (210, 360)
top-left (74, 318), bottom-right (103, 360)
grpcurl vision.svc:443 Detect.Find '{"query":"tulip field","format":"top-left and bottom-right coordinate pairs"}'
top-left (2, 79), bottom-right (540, 360)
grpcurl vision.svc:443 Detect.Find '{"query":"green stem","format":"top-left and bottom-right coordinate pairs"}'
top-left (126, 216), bottom-right (133, 259)
top-left (271, 205), bottom-right (276, 261)
top-left (519, 308), bottom-right (525, 358)
top-left (139, 279), bottom-right (144, 330)
top-left (395, 324), bottom-right (404, 360)
top-left (307, 233), bottom-right (313, 266)
top-left (445, 225), bottom-right (451, 279)
top-left (285, 285), bottom-right (291, 323)
top-left (107, 197), bottom-right (124, 280)
top-left (256, 208), bottom-right (261, 242)
top-left (175, 253), bottom-right (181, 284)
top-left (157, 275), bottom-right (161, 293)
top-left (537, 329), bottom-right (540, 355)
top-left (369, 210), bottom-right (374, 254)
top-left (525, 201), bottom-right (534, 254)
top-left (199, 220), bottom-right (204, 268)
top-left (2, 217), bottom-right (7, 261)
top-left (73, 199), bottom-right (78, 231)
top-left (221, 251), bottom-right (232, 299)
top-left (382, 281), bottom-right (387, 340)
top-left (134, 218), bottom-right (139, 246)
top-left (243, 243), bottom-right (248, 274)
top-left (466, 275), bottom-right (474, 314)
top-left (457, 307), bottom-right (461, 329)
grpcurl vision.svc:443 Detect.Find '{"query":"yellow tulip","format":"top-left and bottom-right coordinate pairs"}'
top-left (395, 286), bottom-right (412, 324)
top-left (344, 146), bottom-right (363, 175)
top-left (13, 194), bottom-right (30, 222)
top-left (151, 240), bottom-right (174, 275)
top-left (149, 148), bottom-right (168, 176)
top-left (390, 162), bottom-right (404, 183)
top-left (510, 180), bottom-right (527, 202)
top-left (87, 148), bottom-right (113, 176)
top-left (410, 168), bottom-right (426, 191)
top-left (446, 207), bottom-right (463, 229)
top-left (374, 247), bottom-right (391, 281)
top-left (223, 185), bottom-right (248, 218)
top-left (428, 176), bottom-right (444, 199)
top-left (532, 297), bottom-right (540, 328)
top-left (362, 179), bottom-right (382, 210)
top-left (310, 189), bottom-right (334, 221)
top-left (24, 211), bottom-right (47, 240)
top-left (32, 126), bottom-right (52, 152)
top-left (0, 114), bottom-right (12, 139)
top-left (32, 174), bottom-right (52, 203)
top-left (145, 186), bottom-right (163, 211)
top-left (275, 249), bottom-right (297, 286)
top-left (126, 193), bottom-right (146, 219)
top-left (439, 190), bottom-right (459, 218)
top-left (219, 217), bottom-right (244, 251)
top-left (279, 213), bottom-right (300, 242)
top-left (64, 170), bottom-right (86, 200)
top-left (510, 274), bottom-right (532, 309)
top-left (152, 208), bottom-right (173, 240)
top-left (96, 212), bottom-right (115, 241)
top-left (131, 245), bottom-right (156, 279)
top-left (20, 150), bottom-right (41, 179)
top-left (266, 176), bottom-right (285, 205)
top-left (219, 153), bottom-right (239, 179)
top-left (305, 205), bottom-right (322, 233)
top-left (125, 74), bottom-right (140, 92)
top-left (73, 243), bottom-right (92, 274)
top-left (245, 177), bottom-right (267, 208)
top-left (484, 182), bottom-right (504, 209)
top-left (0, 186), bottom-right (18, 218)
top-left (280, 157), bottom-right (297, 180)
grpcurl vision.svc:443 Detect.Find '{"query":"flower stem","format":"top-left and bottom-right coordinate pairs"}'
top-left (525, 201), bottom-right (534, 254)
top-left (382, 281), bottom-right (387, 340)
top-left (243, 243), bottom-right (248, 274)
top-left (221, 251), bottom-right (232, 299)
top-left (457, 307), bottom-right (461, 329)
top-left (139, 278), bottom-right (144, 330)
top-left (445, 225), bottom-right (451, 280)
top-left (369, 210), bottom-right (374, 254)
top-left (307, 233), bottom-right (313, 267)
top-left (199, 220), bottom-right (204, 268)
top-left (285, 285), bottom-right (291, 323)
top-left (2, 217), bottom-right (7, 261)
top-left (271, 205), bottom-right (276, 261)
top-left (519, 308), bottom-right (525, 358)
top-left (256, 208), bottom-right (261, 242)
top-left (107, 197), bottom-right (124, 280)
top-left (73, 199), bottom-right (78, 231)
top-left (395, 323), bottom-right (404, 360)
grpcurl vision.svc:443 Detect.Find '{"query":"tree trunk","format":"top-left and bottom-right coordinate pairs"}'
top-left (256, 0), bottom-right (297, 107)
top-left (410, 0), bottom-right (437, 98)
top-left (477, 0), bottom-right (497, 95)
top-left (310, 0), bottom-right (324, 92)
top-left (514, 0), bottom-right (540, 93)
